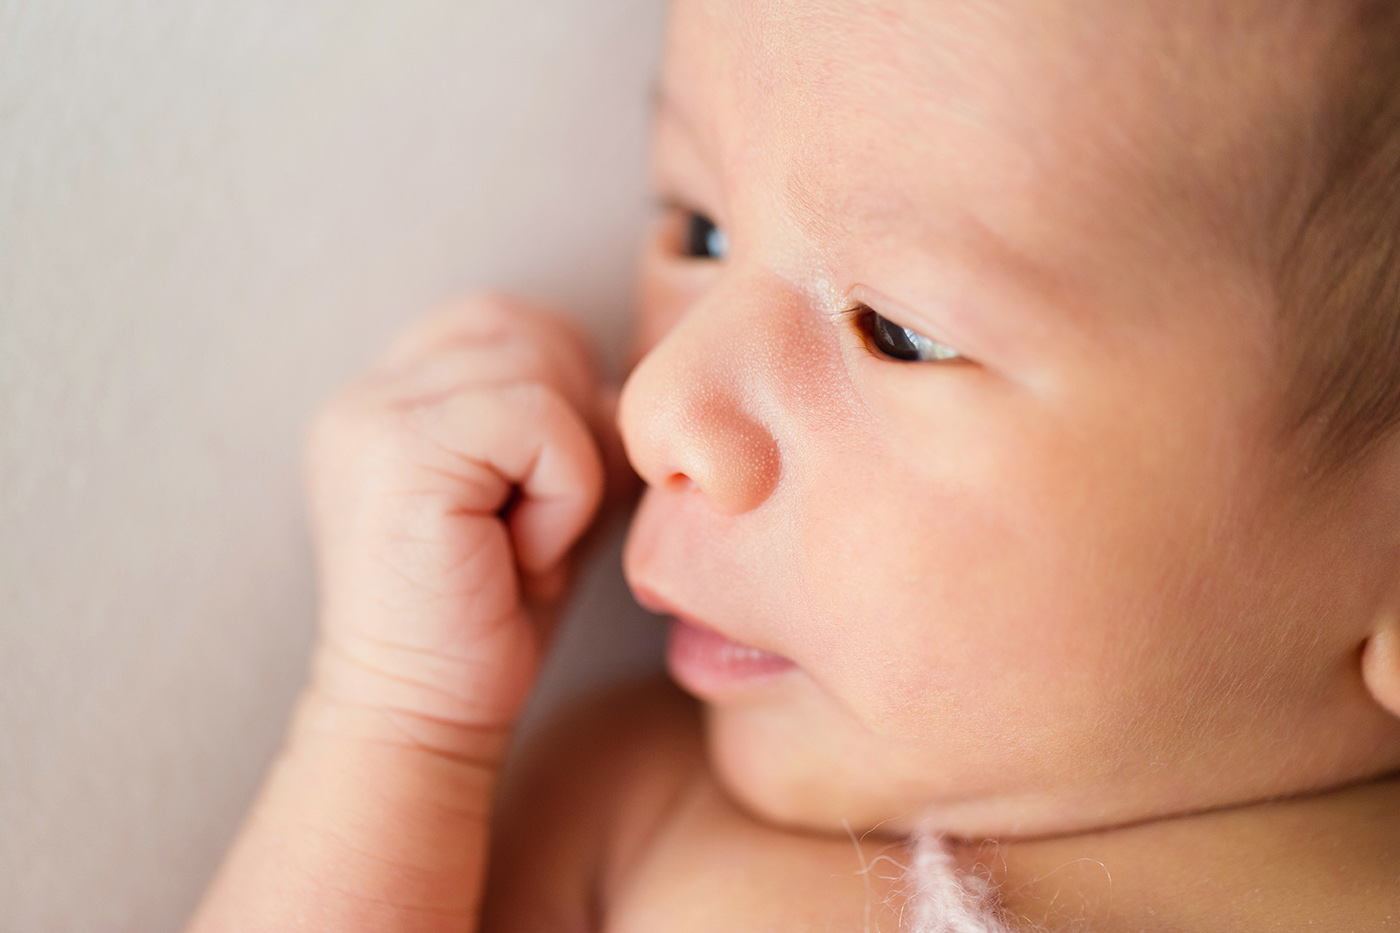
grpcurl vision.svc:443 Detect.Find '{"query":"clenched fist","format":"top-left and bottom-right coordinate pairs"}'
top-left (305, 295), bottom-right (619, 739)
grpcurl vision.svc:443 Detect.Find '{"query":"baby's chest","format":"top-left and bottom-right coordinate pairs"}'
top-left (603, 780), bottom-right (910, 933)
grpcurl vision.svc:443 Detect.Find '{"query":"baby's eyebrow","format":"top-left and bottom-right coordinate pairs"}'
top-left (649, 83), bottom-right (724, 179)
top-left (782, 171), bottom-right (843, 247)
top-left (650, 84), bottom-right (698, 144)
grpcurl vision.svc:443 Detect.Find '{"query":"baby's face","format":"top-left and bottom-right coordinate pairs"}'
top-left (619, 0), bottom-right (1400, 835)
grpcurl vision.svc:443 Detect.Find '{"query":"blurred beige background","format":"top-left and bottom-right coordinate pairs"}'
top-left (0, 2), bottom-right (667, 929)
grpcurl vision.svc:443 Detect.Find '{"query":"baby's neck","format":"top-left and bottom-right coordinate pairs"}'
top-left (963, 774), bottom-right (1400, 930)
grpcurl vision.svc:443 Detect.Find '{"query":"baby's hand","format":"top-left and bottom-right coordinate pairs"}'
top-left (305, 295), bottom-right (615, 745)
top-left (188, 296), bottom-right (621, 933)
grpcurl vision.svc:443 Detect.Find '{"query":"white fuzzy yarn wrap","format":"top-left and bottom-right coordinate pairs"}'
top-left (903, 832), bottom-right (1012, 933)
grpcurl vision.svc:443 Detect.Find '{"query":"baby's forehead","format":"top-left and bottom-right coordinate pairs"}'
top-left (664, 0), bottom-right (1342, 275)
top-left (677, 0), bottom-right (1330, 92)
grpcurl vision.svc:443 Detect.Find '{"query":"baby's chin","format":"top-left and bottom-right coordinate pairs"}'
top-left (699, 695), bottom-right (943, 837)
top-left (701, 711), bottom-right (1098, 841)
top-left (696, 687), bottom-right (1196, 841)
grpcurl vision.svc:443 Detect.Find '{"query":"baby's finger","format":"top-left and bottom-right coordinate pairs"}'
top-left (377, 334), bottom-right (598, 431)
top-left (415, 382), bottom-right (605, 573)
top-left (379, 294), bottom-right (523, 365)
top-left (381, 297), bottom-right (600, 412)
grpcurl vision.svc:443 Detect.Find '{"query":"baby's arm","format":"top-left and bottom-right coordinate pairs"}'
top-left (187, 297), bottom-right (616, 932)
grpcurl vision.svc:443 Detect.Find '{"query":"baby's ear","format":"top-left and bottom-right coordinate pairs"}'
top-left (1362, 618), bottom-right (1400, 719)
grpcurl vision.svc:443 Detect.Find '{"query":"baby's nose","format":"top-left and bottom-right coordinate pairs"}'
top-left (617, 288), bottom-right (782, 515)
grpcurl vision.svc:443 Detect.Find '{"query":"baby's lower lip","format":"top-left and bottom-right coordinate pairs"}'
top-left (666, 617), bottom-right (796, 696)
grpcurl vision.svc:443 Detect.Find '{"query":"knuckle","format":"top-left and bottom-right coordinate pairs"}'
top-left (451, 292), bottom-right (517, 333)
top-left (523, 307), bottom-right (595, 363)
top-left (444, 291), bottom-right (535, 338)
top-left (548, 311), bottom-right (596, 359)
top-left (460, 294), bottom-right (591, 360)
top-left (494, 333), bottom-right (554, 383)
top-left (305, 394), bottom-right (357, 469)
top-left (307, 390), bottom-right (409, 478)
top-left (309, 382), bottom-right (377, 445)
top-left (382, 294), bottom-right (519, 365)
top-left (437, 381), bottom-right (579, 449)
top-left (385, 296), bottom-right (601, 407)
top-left (499, 379), bottom-right (565, 421)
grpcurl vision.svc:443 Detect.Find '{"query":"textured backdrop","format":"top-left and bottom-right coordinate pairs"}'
top-left (0, 2), bottom-right (667, 929)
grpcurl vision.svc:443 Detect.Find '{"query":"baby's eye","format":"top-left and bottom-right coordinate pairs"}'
top-left (682, 211), bottom-right (729, 261)
top-left (858, 308), bottom-right (963, 362)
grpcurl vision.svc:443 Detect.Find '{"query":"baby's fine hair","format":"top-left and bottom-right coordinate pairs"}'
top-left (1276, 2), bottom-right (1400, 471)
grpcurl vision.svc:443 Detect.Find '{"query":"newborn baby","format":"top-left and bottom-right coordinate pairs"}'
top-left (190, 1), bottom-right (1400, 929)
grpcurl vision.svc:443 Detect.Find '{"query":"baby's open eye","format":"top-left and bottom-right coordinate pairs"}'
top-left (682, 211), bottom-right (729, 261)
top-left (858, 308), bottom-right (963, 363)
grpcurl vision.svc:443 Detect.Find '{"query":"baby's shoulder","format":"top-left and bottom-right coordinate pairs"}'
top-left (483, 679), bottom-right (910, 933)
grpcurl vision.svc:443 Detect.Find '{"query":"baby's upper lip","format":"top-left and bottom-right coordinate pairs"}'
top-left (629, 582), bottom-right (676, 617)
top-left (630, 582), bottom-right (708, 629)
top-left (628, 582), bottom-right (792, 660)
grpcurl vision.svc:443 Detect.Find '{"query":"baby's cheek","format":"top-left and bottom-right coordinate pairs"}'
top-left (787, 415), bottom-right (1174, 746)
top-left (792, 463), bottom-right (1027, 728)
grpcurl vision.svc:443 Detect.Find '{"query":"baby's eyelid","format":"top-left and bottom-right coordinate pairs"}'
top-left (854, 306), bottom-right (965, 363)
top-left (654, 195), bottom-right (724, 229)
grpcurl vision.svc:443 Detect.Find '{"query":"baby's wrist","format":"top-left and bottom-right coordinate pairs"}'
top-left (292, 675), bottom-right (515, 776)
top-left (307, 629), bottom-right (537, 744)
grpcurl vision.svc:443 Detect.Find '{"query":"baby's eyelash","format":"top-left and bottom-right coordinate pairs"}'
top-left (655, 199), bottom-right (728, 262)
top-left (847, 305), bottom-right (964, 363)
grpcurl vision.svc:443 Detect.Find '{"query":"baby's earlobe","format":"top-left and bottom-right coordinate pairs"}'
top-left (1361, 621), bottom-right (1400, 719)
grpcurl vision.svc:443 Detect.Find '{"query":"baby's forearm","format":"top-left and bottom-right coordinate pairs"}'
top-left (187, 685), bottom-right (509, 933)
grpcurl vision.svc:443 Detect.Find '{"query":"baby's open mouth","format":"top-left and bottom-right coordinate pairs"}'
top-left (666, 617), bottom-right (796, 696)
